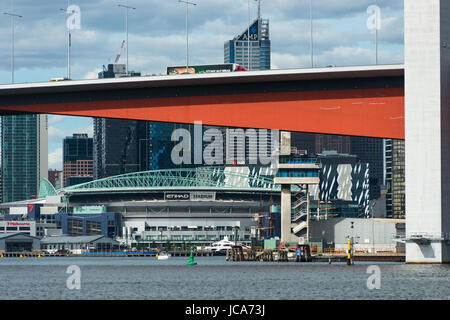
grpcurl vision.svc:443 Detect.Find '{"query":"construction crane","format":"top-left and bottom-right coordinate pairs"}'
top-left (114, 40), bottom-right (126, 64)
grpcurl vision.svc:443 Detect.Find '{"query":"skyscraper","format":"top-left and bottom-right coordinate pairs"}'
top-left (148, 122), bottom-right (199, 170)
top-left (350, 137), bottom-right (384, 200)
top-left (385, 139), bottom-right (405, 219)
top-left (94, 63), bottom-right (147, 179)
top-left (1, 114), bottom-right (48, 202)
top-left (93, 118), bottom-right (148, 179)
top-left (312, 150), bottom-right (370, 218)
top-left (63, 134), bottom-right (93, 187)
top-left (224, 14), bottom-right (270, 70)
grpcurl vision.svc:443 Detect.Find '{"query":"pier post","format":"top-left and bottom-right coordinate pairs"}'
top-left (347, 239), bottom-right (353, 265)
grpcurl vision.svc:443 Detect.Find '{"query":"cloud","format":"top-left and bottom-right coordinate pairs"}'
top-left (48, 126), bottom-right (67, 145)
top-left (48, 122), bottom-right (93, 146)
top-left (272, 45), bottom-right (403, 70)
top-left (0, 0), bottom-right (404, 83)
top-left (48, 147), bottom-right (62, 171)
top-left (47, 120), bottom-right (94, 170)
top-left (83, 68), bottom-right (103, 80)
top-left (48, 115), bottom-right (66, 125)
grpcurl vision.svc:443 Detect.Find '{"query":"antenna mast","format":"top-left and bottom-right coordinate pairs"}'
top-left (257, 0), bottom-right (261, 19)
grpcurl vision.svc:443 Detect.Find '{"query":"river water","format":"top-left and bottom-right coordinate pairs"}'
top-left (0, 256), bottom-right (449, 300)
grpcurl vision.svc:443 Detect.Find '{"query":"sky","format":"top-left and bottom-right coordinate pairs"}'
top-left (0, 0), bottom-right (404, 170)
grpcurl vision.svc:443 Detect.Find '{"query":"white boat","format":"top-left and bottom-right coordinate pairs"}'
top-left (156, 252), bottom-right (170, 260)
top-left (205, 236), bottom-right (248, 256)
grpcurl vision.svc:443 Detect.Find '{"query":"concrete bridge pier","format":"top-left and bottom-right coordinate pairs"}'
top-left (281, 184), bottom-right (292, 244)
top-left (405, 0), bottom-right (450, 263)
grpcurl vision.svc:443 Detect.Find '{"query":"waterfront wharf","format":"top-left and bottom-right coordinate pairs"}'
top-left (0, 250), bottom-right (215, 258)
top-left (226, 247), bottom-right (312, 262)
top-left (312, 253), bottom-right (405, 263)
top-left (226, 247), bottom-right (405, 263)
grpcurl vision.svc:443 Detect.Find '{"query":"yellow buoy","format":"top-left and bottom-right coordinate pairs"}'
top-left (19, 254), bottom-right (23, 258)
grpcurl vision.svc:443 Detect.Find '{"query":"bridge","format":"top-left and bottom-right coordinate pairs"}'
top-left (0, 65), bottom-right (404, 139)
top-left (0, 0), bottom-right (448, 263)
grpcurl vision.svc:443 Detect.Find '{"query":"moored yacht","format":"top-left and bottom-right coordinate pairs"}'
top-left (204, 236), bottom-right (248, 256)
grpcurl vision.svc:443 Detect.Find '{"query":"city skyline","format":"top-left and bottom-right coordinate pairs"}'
top-left (1, 0), bottom-right (403, 170)
top-left (0, 0), bottom-right (449, 300)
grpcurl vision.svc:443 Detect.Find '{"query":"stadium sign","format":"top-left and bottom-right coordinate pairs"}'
top-left (164, 192), bottom-right (216, 201)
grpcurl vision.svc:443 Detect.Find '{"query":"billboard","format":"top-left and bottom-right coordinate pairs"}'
top-left (167, 64), bottom-right (244, 75)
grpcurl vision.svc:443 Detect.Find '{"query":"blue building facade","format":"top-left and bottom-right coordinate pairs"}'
top-left (148, 122), bottom-right (197, 170)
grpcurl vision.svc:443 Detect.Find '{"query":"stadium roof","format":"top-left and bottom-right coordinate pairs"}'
top-left (39, 167), bottom-right (283, 198)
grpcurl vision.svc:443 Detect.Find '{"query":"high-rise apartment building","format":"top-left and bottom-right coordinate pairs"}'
top-left (1, 114), bottom-right (48, 202)
top-left (63, 134), bottom-right (93, 187)
top-left (224, 15), bottom-right (270, 70)
top-left (385, 139), bottom-right (405, 219)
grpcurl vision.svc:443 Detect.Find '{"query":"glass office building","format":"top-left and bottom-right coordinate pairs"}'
top-left (93, 118), bottom-right (148, 179)
top-left (350, 137), bottom-right (384, 200)
top-left (308, 151), bottom-right (370, 218)
top-left (94, 64), bottom-right (147, 179)
top-left (148, 122), bottom-right (196, 170)
top-left (63, 134), bottom-right (93, 187)
top-left (1, 114), bottom-right (48, 202)
top-left (224, 18), bottom-right (270, 70)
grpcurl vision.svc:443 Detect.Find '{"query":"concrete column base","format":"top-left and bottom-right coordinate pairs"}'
top-left (406, 242), bottom-right (450, 263)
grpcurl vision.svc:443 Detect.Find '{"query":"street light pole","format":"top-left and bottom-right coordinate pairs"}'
top-left (309, 0), bottom-right (313, 68)
top-left (375, 0), bottom-right (379, 65)
top-left (4, 11), bottom-right (22, 84)
top-left (179, 0), bottom-right (197, 74)
top-left (118, 2), bottom-right (136, 75)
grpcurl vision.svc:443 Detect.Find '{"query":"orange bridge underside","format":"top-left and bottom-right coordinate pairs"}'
top-left (1, 87), bottom-right (405, 139)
